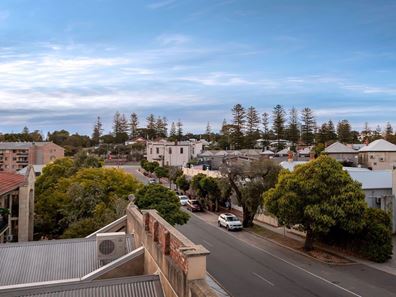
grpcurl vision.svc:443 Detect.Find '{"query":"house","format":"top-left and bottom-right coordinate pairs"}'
top-left (358, 139), bottom-right (396, 170)
top-left (324, 141), bottom-right (359, 165)
top-left (0, 165), bottom-right (35, 242)
top-left (146, 140), bottom-right (205, 167)
top-left (0, 205), bottom-right (217, 297)
top-left (0, 142), bottom-right (64, 172)
top-left (18, 164), bottom-right (46, 176)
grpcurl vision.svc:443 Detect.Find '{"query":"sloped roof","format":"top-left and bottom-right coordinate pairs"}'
top-left (214, 150), bottom-right (228, 156)
top-left (199, 151), bottom-right (213, 157)
top-left (0, 236), bottom-right (134, 286)
top-left (18, 164), bottom-right (45, 175)
top-left (346, 169), bottom-right (392, 189)
top-left (359, 139), bottom-right (396, 152)
top-left (261, 150), bottom-right (274, 155)
top-left (325, 142), bottom-right (357, 154)
top-left (276, 148), bottom-right (289, 155)
top-left (0, 142), bottom-right (56, 149)
top-left (0, 275), bottom-right (164, 297)
top-left (0, 172), bottom-right (25, 196)
top-left (298, 147), bottom-right (311, 155)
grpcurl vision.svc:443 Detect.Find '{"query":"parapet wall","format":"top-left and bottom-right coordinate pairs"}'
top-left (126, 204), bottom-right (217, 297)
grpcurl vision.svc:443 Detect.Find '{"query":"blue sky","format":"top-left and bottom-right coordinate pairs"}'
top-left (0, 0), bottom-right (395, 135)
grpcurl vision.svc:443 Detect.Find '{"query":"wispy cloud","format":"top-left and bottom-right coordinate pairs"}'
top-left (147, 0), bottom-right (176, 10)
top-left (156, 33), bottom-right (191, 46)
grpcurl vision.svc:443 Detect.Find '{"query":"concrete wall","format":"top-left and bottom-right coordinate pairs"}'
top-left (359, 151), bottom-right (396, 170)
top-left (17, 166), bottom-right (35, 242)
top-left (126, 204), bottom-right (217, 297)
top-left (327, 152), bottom-right (358, 165)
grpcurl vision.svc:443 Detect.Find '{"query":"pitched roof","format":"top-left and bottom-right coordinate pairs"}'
top-left (359, 139), bottom-right (396, 152)
top-left (0, 236), bottom-right (134, 286)
top-left (0, 172), bottom-right (25, 196)
top-left (261, 150), bottom-right (274, 155)
top-left (345, 169), bottom-right (392, 189)
top-left (325, 142), bottom-right (357, 154)
top-left (0, 275), bottom-right (164, 297)
top-left (276, 148), bottom-right (289, 155)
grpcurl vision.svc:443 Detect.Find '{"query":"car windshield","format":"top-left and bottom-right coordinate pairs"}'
top-left (180, 196), bottom-right (188, 200)
top-left (226, 216), bottom-right (239, 222)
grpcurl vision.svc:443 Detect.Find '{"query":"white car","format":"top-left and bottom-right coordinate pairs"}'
top-left (218, 213), bottom-right (243, 231)
top-left (178, 195), bottom-right (189, 206)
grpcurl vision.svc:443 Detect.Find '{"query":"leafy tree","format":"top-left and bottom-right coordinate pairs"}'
top-left (230, 104), bottom-right (246, 149)
top-left (134, 184), bottom-right (190, 226)
top-left (176, 174), bottom-right (190, 193)
top-left (92, 116), bottom-right (103, 145)
top-left (129, 113), bottom-right (139, 139)
top-left (286, 107), bottom-right (300, 146)
top-left (272, 105), bottom-right (286, 149)
top-left (337, 120), bottom-right (352, 143)
top-left (113, 112), bottom-right (129, 143)
top-left (154, 166), bottom-right (168, 181)
top-left (220, 159), bottom-right (281, 227)
top-left (300, 107), bottom-right (315, 145)
top-left (264, 155), bottom-right (366, 251)
top-left (146, 114), bottom-right (156, 140)
top-left (199, 176), bottom-right (221, 211)
top-left (155, 116), bottom-right (168, 138)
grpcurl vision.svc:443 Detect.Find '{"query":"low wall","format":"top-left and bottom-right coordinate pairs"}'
top-left (126, 204), bottom-right (217, 297)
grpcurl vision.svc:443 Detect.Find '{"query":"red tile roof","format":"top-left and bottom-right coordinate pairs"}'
top-left (0, 172), bottom-right (25, 196)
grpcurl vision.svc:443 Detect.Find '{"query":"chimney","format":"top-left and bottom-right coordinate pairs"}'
top-left (287, 151), bottom-right (293, 163)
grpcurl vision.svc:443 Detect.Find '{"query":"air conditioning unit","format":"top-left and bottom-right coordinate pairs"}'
top-left (96, 232), bottom-right (126, 264)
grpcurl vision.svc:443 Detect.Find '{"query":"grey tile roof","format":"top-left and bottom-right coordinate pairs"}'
top-left (0, 275), bottom-right (164, 297)
top-left (346, 169), bottom-right (392, 189)
top-left (0, 142), bottom-right (55, 149)
top-left (324, 142), bottom-right (357, 153)
top-left (0, 236), bottom-right (134, 286)
top-left (359, 139), bottom-right (396, 152)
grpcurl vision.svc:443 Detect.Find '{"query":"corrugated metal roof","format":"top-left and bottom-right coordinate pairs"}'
top-left (0, 172), bottom-right (25, 195)
top-left (325, 142), bottom-right (357, 153)
top-left (0, 236), bottom-right (134, 286)
top-left (359, 139), bottom-right (396, 152)
top-left (0, 275), bottom-right (164, 297)
top-left (346, 169), bottom-right (392, 189)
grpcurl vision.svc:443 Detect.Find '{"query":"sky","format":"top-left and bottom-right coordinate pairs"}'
top-left (0, 0), bottom-right (395, 135)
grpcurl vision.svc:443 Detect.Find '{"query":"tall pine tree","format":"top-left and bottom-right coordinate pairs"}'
top-left (337, 120), bottom-right (352, 143)
top-left (245, 106), bottom-right (260, 148)
top-left (272, 105), bottom-right (286, 149)
top-left (230, 104), bottom-right (246, 149)
top-left (300, 107), bottom-right (315, 145)
top-left (92, 116), bottom-right (103, 145)
top-left (286, 107), bottom-right (300, 147)
top-left (129, 113), bottom-right (139, 139)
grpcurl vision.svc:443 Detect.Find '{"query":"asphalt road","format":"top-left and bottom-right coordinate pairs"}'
top-left (177, 213), bottom-right (396, 297)
top-left (121, 165), bottom-right (396, 297)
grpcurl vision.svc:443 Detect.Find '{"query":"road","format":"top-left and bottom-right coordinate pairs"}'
top-left (121, 165), bottom-right (396, 297)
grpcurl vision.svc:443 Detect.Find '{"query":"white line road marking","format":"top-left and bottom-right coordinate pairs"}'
top-left (252, 272), bottom-right (275, 286)
top-left (203, 240), bottom-right (213, 247)
top-left (189, 212), bottom-right (362, 297)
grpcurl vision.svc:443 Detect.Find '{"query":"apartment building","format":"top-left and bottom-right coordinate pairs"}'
top-left (0, 166), bottom-right (35, 243)
top-left (0, 142), bottom-right (64, 172)
top-left (146, 140), bottom-right (206, 167)
top-left (358, 139), bottom-right (396, 170)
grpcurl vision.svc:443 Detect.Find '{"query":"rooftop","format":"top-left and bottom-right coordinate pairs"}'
top-left (0, 275), bottom-right (164, 297)
top-left (346, 169), bottom-right (392, 190)
top-left (0, 172), bottom-right (25, 196)
top-left (325, 142), bottom-right (357, 154)
top-left (0, 236), bottom-right (134, 286)
top-left (0, 142), bottom-right (55, 150)
top-left (359, 139), bottom-right (396, 152)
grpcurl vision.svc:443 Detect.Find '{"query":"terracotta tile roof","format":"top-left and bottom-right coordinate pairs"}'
top-left (0, 172), bottom-right (25, 196)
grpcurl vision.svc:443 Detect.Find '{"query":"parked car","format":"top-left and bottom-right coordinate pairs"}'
top-left (178, 195), bottom-right (189, 206)
top-left (148, 178), bottom-right (157, 184)
top-left (187, 199), bottom-right (203, 212)
top-left (218, 213), bottom-right (243, 231)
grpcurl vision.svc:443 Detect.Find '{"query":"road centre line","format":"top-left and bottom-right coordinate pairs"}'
top-left (252, 272), bottom-right (275, 286)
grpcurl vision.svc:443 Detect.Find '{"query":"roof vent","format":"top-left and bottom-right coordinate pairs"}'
top-left (96, 232), bottom-right (126, 265)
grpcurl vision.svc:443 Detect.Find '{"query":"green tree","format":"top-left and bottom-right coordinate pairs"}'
top-left (146, 114), bottom-right (156, 140)
top-left (176, 119), bottom-right (183, 141)
top-left (134, 184), bottom-right (189, 226)
top-left (337, 120), bottom-right (352, 143)
top-left (300, 107), bottom-right (315, 145)
top-left (261, 112), bottom-right (270, 148)
top-left (264, 155), bottom-right (366, 251)
top-left (154, 166), bottom-right (168, 182)
top-left (272, 105), bottom-right (286, 149)
top-left (286, 107), bottom-right (300, 147)
top-left (129, 113), bottom-right (139, 139)
top-left (113, 112), bottom-right (129, 143)
top-left (220, 159), bottom-right (280, 227)
top-left (175, 175), bottom-right (190, 193)
top-left (92, 116), bottom-right (103, 145)
top-left (385, 122), bottom-right (393, 140)
top-left (245, 106), bottom-right (260, 148)
top-left (230, 104), bottom-right (246, 149)
top-left (199, 176), bottom-right (221, 211)
top-left (169, 122), bottom-right (177, 141)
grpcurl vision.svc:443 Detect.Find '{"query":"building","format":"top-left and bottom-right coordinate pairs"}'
top-left (0, 205), bottom-right (218, 297)
top-left (324, 141), bottom-right (359, 165)
top-left (358, 139), bottom-right (396, 170)
top-left (0, 165), bottom-right (35, 242)
top-left (147, 140), bottom-right (205, 167)
top-left (0, 142), bottom-right (64, 172)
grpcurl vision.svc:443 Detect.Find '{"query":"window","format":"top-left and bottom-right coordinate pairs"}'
top-left (169, 147), bottom-right (172, 154)
top-left (150, 148), bottom-right (153, 154)
top-left (156, 147), bottom-right (159, 154)
top-left (180, 147), bottom-right (184, 154)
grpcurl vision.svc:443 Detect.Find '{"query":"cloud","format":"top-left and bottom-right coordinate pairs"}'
top-left (156, 34), bottom-right (191, 46)
top-left (147, 0), bottom-right (176, 10)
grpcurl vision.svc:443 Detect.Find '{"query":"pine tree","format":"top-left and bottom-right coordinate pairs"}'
top-left (385, 122), bottom-right (393, 139)
top-left (272, 105), bottom-right (286, 148)
top-left (176, 119), bottom-right (183, 141)
top-left (169, 122), bottom-right (177, 141)
top-left (230, 104), bottom-right (246, 149)
top-left (337, 120), bottom-right (352, 143)
top-left (327, 120), bottom-right (337, 141)
top-left (300, 107), bottom-right (315, 145)
top-left (146, 114), bottom-right (156, 140)
top-left (261, 112), bottom-right (270, 147)
top-left (113, 112), bottom-right (128, 143)
top-left (155, 116), bottom-right (168, 139)
top-left (245, 106), bottom-right (260, 148)
top-left (92, 116), bottom-right (103, 145)
top-left (205, 122), bottom-right (212, 141)
top-left (287, 107), bottom-right (300, 146)
top-left (129, 113), bottom-right (139, 139)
